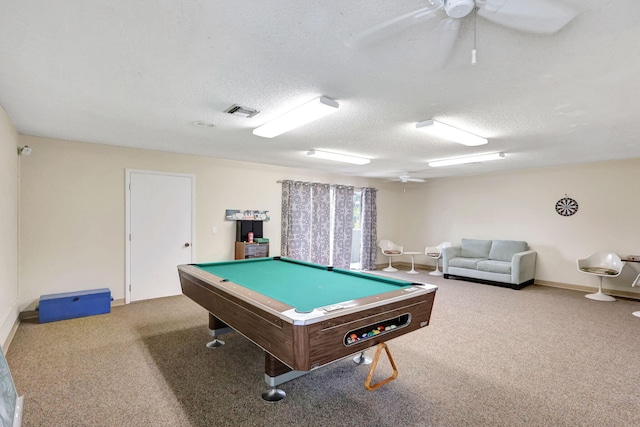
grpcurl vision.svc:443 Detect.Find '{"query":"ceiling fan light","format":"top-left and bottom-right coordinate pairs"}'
top-left (416, 119), bottom-right (488, 146)
top-left (306, 149), bottom-right (370, 165)
top-left (428, 152), bottom-right (505, 167)
top-left (253, 96), bottom-right (339, 138)
top-left (445, 0), bottom-right (475, 19)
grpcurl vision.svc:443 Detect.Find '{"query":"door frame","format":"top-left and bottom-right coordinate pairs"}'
top-left (125, 169), bottom-right (196, 304)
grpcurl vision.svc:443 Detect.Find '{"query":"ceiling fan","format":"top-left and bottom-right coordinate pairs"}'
top-left (345, 0), bottom-right (578, 64)
top-left (387, 173), bottom-right (426, 183)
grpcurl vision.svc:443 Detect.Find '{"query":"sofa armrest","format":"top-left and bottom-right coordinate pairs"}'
top-left (442, 246), bottom-right (461, 274)
top-left (511, 250), bottom-right (537, 284)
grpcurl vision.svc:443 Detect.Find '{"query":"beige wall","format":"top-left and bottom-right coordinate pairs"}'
top-left (17, 136), bottom-right (398, 311)
top-left (398, 160), bottom-right (640, 295)
top-left (0, 105), bottom-right (19, 350)
top-left (12, 132), bottom-right (640, 324)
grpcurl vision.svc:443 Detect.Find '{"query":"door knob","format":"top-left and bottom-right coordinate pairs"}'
top-left (184, 243), bottom-right (190, 247)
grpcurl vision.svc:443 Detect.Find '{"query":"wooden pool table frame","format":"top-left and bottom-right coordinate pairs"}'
top-left (178, 258), bottom-right (437, 399)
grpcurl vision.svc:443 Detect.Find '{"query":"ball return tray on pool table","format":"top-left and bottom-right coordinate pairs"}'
top-left (178, 257), bottom-right (437, 401)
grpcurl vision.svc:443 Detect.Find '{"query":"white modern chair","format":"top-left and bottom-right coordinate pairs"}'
top-left (577, 252), bottom-right (626, 301)
top-left (425, 242), bottom-right (452, 276)
top-left (379, 240), bottom-right (403, 272)
top-left (632, 274), bottom-right (640, 317)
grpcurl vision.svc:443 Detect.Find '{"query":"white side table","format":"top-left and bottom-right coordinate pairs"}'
top-left (404, 251), bottom-right (421, 274)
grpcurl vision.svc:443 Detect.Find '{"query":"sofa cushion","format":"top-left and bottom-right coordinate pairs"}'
top-left (449, 257), bottom-right (487, 269)
top-left (477, 260), bottom-right (512, 275)
top-left (460, 239), bottom-right (492, 258)
top-left (488, 240), bottom-right (528, 262)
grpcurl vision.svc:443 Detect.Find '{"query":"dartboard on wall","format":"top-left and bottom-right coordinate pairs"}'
top-left (555, 197), bottom-right (578, 216)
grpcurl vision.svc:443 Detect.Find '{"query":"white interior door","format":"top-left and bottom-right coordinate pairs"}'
top-left (127, 170), bottom-right (194, 302)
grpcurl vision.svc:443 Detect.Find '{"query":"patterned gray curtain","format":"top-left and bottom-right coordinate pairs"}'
top-left (359, 187), bottom-right (377, 270)
top-left (310, 183), bottom-right (331, 264)
top-left (281, 180), bottom-right (311, 260)
top-left (332, 185), bottom-right (355, 268)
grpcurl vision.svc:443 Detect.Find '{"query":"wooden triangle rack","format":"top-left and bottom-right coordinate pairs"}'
top-left (364, 342), bottom-right (399, 391)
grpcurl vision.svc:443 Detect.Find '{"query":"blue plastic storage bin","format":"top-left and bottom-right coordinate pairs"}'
top-left (38, 288), bottom-right (112, 323)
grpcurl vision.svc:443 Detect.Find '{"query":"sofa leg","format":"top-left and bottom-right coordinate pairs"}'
top-left (443, 274), bottom-right (449, 279)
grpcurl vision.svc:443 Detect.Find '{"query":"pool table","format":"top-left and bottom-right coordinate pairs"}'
top-left (178, 257), bottom-right (437, 401)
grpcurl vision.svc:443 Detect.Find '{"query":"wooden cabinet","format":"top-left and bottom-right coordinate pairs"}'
top-left (235, 242), bottom-right (269, 260)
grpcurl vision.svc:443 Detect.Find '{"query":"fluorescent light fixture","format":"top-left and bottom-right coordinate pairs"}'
top-left (307, 149), bottom-right (370, 165)
top-left (253, 96), bottom-right (339, 138)
top-left (416, 119), bottom-right (488, 146)
top-left (428, 152), bottom-right (505, 168)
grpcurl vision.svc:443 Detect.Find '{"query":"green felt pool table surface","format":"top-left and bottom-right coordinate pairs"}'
top-left (194, 257), bottom-right (414, 313)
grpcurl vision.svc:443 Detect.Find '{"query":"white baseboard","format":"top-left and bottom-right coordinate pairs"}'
top-left (373, 265), bottom-right (640, 301)
top-left (2, 315), bottom-right (20, 353)
top-left (375, 262), bottom-right (435, 271)
top-left (19, 297), bottom-right (128, 322)
top-left (534, 279), bottom-right (640, 300)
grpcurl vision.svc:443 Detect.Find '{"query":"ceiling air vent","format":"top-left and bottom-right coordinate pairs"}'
top-left (224, 104), bottom-right (260, 118)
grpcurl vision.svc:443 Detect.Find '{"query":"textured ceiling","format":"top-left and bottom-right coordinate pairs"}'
top-left (1, 0), bottom-right (639, 181)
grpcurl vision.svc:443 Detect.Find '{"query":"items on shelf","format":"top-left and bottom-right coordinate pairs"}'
top-left (225, 209), bottom-right (270, 221)
top-left (235, 242), bottom-right (269, 260)
top-left (234, 219), bottom-right (269, 260)
top-left (236, 220), bottom-right (263, 242)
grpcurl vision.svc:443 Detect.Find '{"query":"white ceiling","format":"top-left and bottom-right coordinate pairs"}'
top-left (1, 0), bottom-right (639, 181)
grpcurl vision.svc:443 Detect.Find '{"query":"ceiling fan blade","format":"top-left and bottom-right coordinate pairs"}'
top-left (344, 6), bottom-right (441, 49)
top-left (396, 172), bottom-right (426, 183)
top-left (478, 0), bottom-right (578, 34)
top-left (430, 17), bottom-right (462, 68)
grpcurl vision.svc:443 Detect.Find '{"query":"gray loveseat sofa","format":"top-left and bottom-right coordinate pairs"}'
top-left (442, 239), bottom-right (536, 290)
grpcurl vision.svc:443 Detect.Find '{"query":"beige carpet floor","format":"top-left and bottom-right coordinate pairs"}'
top-left (6, 269), bottom-right (640, 426)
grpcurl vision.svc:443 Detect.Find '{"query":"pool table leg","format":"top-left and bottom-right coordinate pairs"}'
top-left (262, 352), bottom-right (307, 402)
top-left (353, 351), bottom-right (372, 365)
top-left (206, 313), bottom-right (233, 349)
